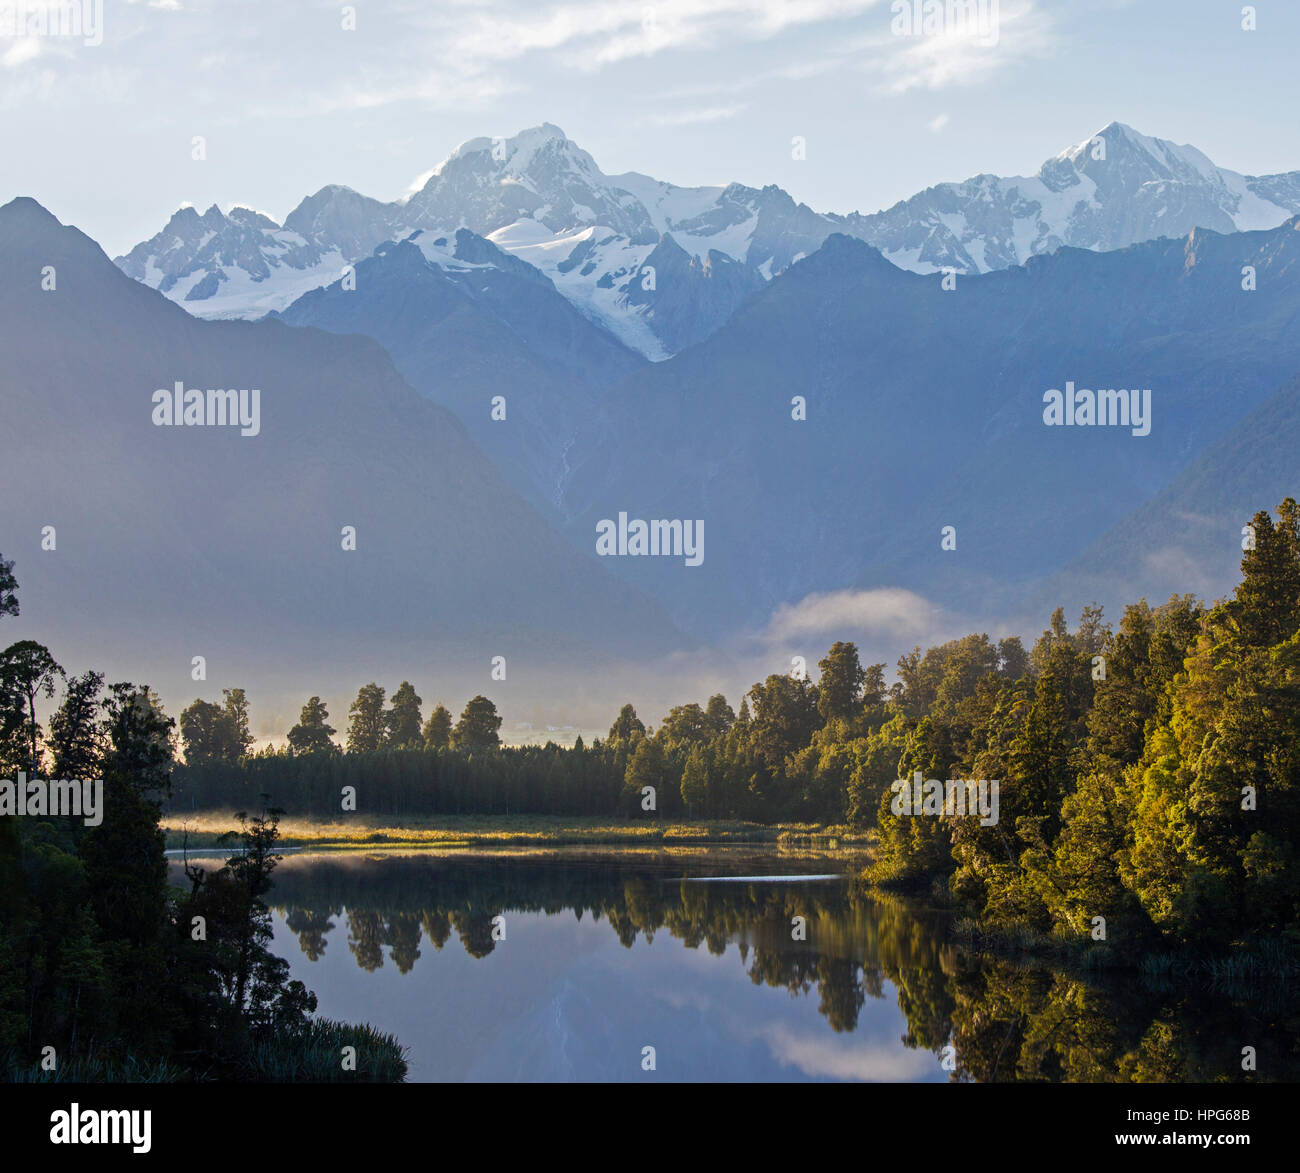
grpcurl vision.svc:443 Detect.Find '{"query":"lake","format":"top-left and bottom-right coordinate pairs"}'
top-left (176, 846), bottom-right (1295, 1082)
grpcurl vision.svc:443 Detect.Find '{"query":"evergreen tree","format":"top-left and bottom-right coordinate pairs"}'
top-left (0, 640), bottom-right (63, 774)
top-left (680, 745), bottom-right (709, 816)
top-left (624, 735), bottom-right (665, 813)
top-left (286, 696), bottom-right (336, 755)
top-left (817, 641), bottom-right (867, 721)
top-left (347, 684), bottom-right (388, 753)
top-left (660, 702), bottom-right (708, 747)
top-left (180, 698), bottom-right (229, 765)
top-left (747, 673), bottom-right (820, 772)
top-left (452, 696), bottom-right (502, 750)
top-left (0, 555), bottom-right (17, 620)
top-left (704, 694), bottom-right (735, 737)
top-left (386, 682), bottom-right (423, 748)
top-left (49, 669), bottom-right (107, 778)
top-left (221, 688), bottom-right (255, 759)
top-left (1227, 500), bottom-right (1300, 647)
top-left (422, 703), bottom-right (453, 749)
top-left (608, 703), bottom-right (646, 742)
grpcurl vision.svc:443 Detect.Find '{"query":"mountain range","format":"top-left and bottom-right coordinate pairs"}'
top-left (116, 121), bottom-right (1300, 361)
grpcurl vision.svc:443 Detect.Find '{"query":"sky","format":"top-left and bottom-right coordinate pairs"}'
top-left (3, 0), bottom-right (1299, 257)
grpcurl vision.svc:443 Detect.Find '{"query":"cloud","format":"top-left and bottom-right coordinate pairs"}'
top-left (758, 1022), bottom-right (939, 1081)
top-left (759, 587), bottom-right (942, 645)
top-left (870, 0), bottom-right (1056, 94)
top-left (2, 0), bottom-right (1054, 128)
top-left (446, 0), bottom-right (886, 71)
top-left (2, 38), bottom-right (42, 68)
top-left (928, 112), bottom-right (949, 131)
top-left (643, 103), bottom-right (746, 126)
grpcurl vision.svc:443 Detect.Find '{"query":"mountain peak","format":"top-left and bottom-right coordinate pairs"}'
top-left (436, 123), bottom-right (574, 175)
top-left (1057, 120), bottom-right (1142, 162)
top-left (1096, 119), bottom-right (1140, 139)
top-left (0, 195), bottom-right (63, 230)
top-left (1059, 121), bottom-right (1220, 183)
top-left (521, 121), bottom-right (568, 142)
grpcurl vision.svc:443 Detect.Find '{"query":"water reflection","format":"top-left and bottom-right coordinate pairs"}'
top-left (176, 849), bottom-right (1297, 1082)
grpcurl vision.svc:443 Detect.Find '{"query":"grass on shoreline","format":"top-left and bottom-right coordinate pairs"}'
top-left (161, 810), bottom-right (873, 852)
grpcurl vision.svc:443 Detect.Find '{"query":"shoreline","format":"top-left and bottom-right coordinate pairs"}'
top-left (161, 810), bottom-right (874, 852)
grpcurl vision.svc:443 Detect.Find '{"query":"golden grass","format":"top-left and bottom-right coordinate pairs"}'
top-left (161, 810), bottom-right (872, 852)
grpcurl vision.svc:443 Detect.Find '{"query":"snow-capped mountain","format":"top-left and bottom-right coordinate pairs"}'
top-left (398, 124), bottom-right (827, 356)
top-left (115, 121), bottom-right (1300, 358)
top-left (114, 203), bottom-right (352, 319)
top-left (848, 120), bottom-right (1300, 275)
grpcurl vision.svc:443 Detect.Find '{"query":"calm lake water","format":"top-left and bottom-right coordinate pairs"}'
top-left (175, 847), bottom-right (1296, 1082)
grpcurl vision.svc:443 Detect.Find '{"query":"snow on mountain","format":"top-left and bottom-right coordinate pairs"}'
top-left (486, 217), bottom-right (669, 359)
top-left (115, 121), bottom-right (1300, 356)
top-left (115, 202), bottom-right (350, 320)
top-left (846, 120), bottom-right (1300, 275)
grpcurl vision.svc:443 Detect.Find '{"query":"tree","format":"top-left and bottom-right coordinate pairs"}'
top-left (221, 688), bottom-right (254, 760)
top-left (997, 637), bottom-right (1030, 680)
top-left (1030, 607), bottom-right (1071, 675)
top-left (1076, 603), bottom-right (1109, 655)
top-left (453, 696), bottom-right (502, 750)
top-left (0, 555), bottom-right (16, 620)
top-left (818, 641), bottom-right (867, 721)
top-left (0, 559), bottom-right (18, 779)
top-left (179, 690), bottom-right (253, 765)
top-left (608, 703), bottom-right (645, 743)
top-left (1228, 501), bottom-right (1300, 647)
top-left (747, 673), bottom-right (820, 771)
top-left (0, 640), bottom-right (64, 774)
top-left (48, 670), bottom-right (106, 778)
top-left (386, 682), bottom-right (423, 748)
top-left (220, 806), bottom-right (315, 1028)
top-left (422, 704), bottom-right (453, 750)
top-left (704, 694), bottom-right (735, 737)
top-left (347, 684), bottom-right (387, 753)
top-left (286, 697), bottom-right (336, 755)
top-left (180, 699), bottom-right (229, 765)
top-left (102, 684), bottom-right (174, 794)
top-left (624, 736), bottom-right (665, 812)
top-left (680, 745), bottom-right (709, 816)
top-left (184, 804), bottom-right (317, 1038)
top-left (660, 702), bottom-right (708, 747)
top-left (80, 680), bottom-right (174, 1029)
